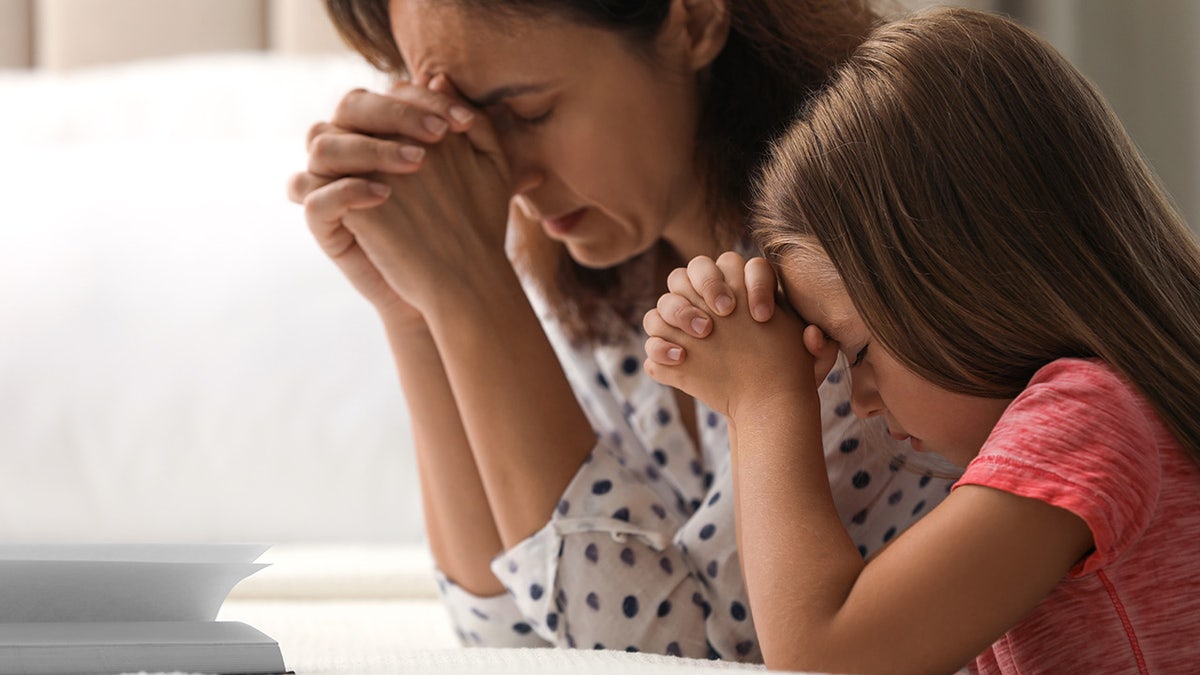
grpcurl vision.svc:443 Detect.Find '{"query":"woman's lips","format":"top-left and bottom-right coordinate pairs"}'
top-left (543, 208), bottom-right (585, 236)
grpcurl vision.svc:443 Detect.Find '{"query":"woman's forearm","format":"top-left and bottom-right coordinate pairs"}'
top-left (422, 266), bottom-right (597, 549)
top-left (382, 312), bottom-right (507, 596)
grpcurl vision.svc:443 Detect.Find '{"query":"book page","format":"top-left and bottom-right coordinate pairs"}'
top-left (0, 545), bottom-right (269, 623)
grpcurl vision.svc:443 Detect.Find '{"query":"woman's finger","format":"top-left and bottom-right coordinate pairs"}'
top-left (430, 74), bottom-right (504, 160)
top-left (301, 177), bottom-right (391, 252)
top-left (331, 85), bottom-right (475, 142)
top-left (287, 171), bottom-right (332, 205)
top-left (666, 266), bottom-right (707, 308)
top-left (744, 257), bottom-right (778, 323)
top-left (656, 292), bottom-right (713, 338)
top-left (307, 128), bottom-right (427, 176)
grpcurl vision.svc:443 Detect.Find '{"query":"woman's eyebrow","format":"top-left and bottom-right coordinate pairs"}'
top-left (462, 82), bottom-right (554, 108)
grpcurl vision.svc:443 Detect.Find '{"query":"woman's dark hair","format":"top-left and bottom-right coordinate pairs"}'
top-left (325, 0), bottom-right (876, 343)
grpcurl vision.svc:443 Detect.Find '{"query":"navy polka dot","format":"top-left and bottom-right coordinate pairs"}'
top-left (612, 507), bottom-right (630, 522)
top-left (625, 646), bottom-right (639, 653)
top-left (621, 356), bottom-right (639, 375)
top-left (699, 523), bottom-right (716, 540)
top-left (621, 401), bottom-right (635, 418)
top-left (585, 543), bottom-right (599, 563)
top-left (736, 640), bottom-right (754, 656)
top-left (840, 438), bottom-right (860, 453)
top-left (530, 583), bottom-right (544, 601)
top-left (706, 411), bottom-right (719, 428)
top-left (707, 643), bottom-right (720, 660)
top-left (703, 472), bottom-right (714, 489)
top-left (912, 499), bottom-right (927, 515)
top-left (889, 457), bottom-right (906, 472)
top-left (851, 470), bottom-right (872, 489)
top-left (596, 372), bottom-right (609, 389)
top-left (508, 560), bottom-right (519, 574)
top-left (645, 464), bottom-right (661, 481)
top-left (471, 607), bottom-right (489, 620)
top-left (693, 593), bottom-right (712, 619)
top-left (556, 590), bottom-right (567, 611)
top-left (827, 369), bottom-right (844, 383)
top-left (651, 503), bottom-right (667, 519)
top-left (513, 622), bottom-right (532, 635)
top-left (567, 634), bottom-right (577, 648)
top-left (706, 560), bottom-right (718, 578)
top-left (657, 600), bottom-right (672, 617)
top-left (657, 408), bottom-right (672, 425)
top-left (888, 490), bottom-right (903, 505)
top-left (731, 601), bottom-right (747, 621)
top-left (623, 595), bottom-right (640, 618)
top-left (558, 540), bottom-right (565, 558)
top-left (592, 479), bottom-right (613, 495)
top-left (919, 474), bottom-right (932, 488)
top-left (690, 459), bottom-right (704, 476)
top-left (883, 526), bottom-right (897, 543)
top-left (666, 642), bottom-right (682, 657)
top-left (835, 401), bottom-right (852, 416)
top-left (851, 508), bottom-right (868, 525)
top-left (689, 498), bottom-right (703, 512)
top-left (557, 500), bottom-right (570, 516)
top-left (620, 547), bottom-right (636, 566)
top-left (652, 449), bottom-right (668, 466)
top-left (660, 557), bottom-right (674, 575)
top-left (545, 613), bottom-right (558, 631)
top-left (857, 545), bottom-right (869, 559)
top-left (594, 643), bottom-right (604, 650)
top-left (707, 491), bottom-right (721, 507)
top-left (586, 592), bottom-right (600, 611)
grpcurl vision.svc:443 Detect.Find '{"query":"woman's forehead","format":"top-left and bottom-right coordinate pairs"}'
top-left (389, 0), bottom-right (597, 89)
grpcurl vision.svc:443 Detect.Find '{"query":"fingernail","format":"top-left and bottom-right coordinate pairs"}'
top-left (667, 347), bottom-right (683, 362)
top-left (369, 182), bottom-right (390, 197)
top-left (715, 295), bottom-right (733, 315)
top-left (399, 145), bottom-right (425, 162)
top-left (752, 304), bottom-right (770, 322)
top-left (690, 317), bottom-right (709, 335)
top-left (423, 115), bottom-right (449, 135)
top-left (448, 105), bottom-right (475, 124)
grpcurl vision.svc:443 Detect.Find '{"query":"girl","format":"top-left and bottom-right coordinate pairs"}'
top-left (644, 7), bottom-right (1200, 674)
top-left (287, 0), bottom-right (952, 660)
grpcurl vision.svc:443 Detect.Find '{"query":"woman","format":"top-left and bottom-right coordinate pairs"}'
top-left (286, 0), bottom-right (954, 660)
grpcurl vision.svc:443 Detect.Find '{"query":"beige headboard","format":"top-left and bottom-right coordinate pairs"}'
top-left (0, 0), bottom-right (348, 70)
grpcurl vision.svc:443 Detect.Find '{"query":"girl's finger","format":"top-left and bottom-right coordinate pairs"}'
top-left (744, 257), bottom-right (778, 322)
top-left (687, 256), bottom-right (736, 316)
top-left (656, 292), bottom-right (713, 338)
top-left (308, 128), bottom-right (427, 176)
top-left (645, 336), bottom-right (686, 366)
top-left (803, 324), bottom-right (841, 384)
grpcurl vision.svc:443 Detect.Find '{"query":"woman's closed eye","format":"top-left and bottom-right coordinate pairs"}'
top-left (513, 107), bottom-right (553, 127)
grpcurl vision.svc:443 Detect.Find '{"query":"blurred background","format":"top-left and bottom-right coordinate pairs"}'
top-left (0, 0), bottom-right (1195, 547)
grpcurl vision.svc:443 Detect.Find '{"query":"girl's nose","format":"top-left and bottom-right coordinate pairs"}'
top-left (849, 371), bottom-right (885, 420)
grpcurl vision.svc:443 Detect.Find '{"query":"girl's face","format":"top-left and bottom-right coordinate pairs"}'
top-left (777, 256), bottom-right (1013, 467)
top-left (389, 0), bottom-right (718, 267)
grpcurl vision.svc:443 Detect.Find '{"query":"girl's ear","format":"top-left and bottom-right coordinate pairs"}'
top-left (668, 0), bottom-right (731, 71)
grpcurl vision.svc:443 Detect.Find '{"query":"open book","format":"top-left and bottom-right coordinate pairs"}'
top-left (0, 544), bottom-right (286, 675)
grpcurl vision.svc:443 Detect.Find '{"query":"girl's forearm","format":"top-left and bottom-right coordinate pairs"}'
top-left (729, 394), bottom-right (865, 670)
top-left (382, 313), bottom-right (507, 596)
top-left (421, 265), bottom-right (597, 549)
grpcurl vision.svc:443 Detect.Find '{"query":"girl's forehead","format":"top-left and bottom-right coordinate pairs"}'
top-left (777, 256), bottom-right (856, 336)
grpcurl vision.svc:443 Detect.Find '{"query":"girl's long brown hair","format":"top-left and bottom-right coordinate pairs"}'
top-left (323, 0), bottom-right (876, 343)
top-left (754, 7), bottom-right (1200, 464)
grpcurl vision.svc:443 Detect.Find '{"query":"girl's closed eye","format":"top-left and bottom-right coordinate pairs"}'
top-left (849, 343), bottom-right (870, 368)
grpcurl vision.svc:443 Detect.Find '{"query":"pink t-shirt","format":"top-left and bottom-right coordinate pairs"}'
top-left (955, 358), bottom-right (1200, 674)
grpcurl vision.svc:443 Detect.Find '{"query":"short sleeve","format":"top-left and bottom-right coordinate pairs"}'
top-left (954, 359), bottom-right (1161, 575)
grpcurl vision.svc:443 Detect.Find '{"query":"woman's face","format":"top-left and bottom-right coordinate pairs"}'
top-left (389, 0), bottom-right (717, 268)
top-left (777, 255), bottom-right (1013, 468)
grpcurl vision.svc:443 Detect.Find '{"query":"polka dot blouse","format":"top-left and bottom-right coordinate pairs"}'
top-left (434, 272), bottom-right (958, 661)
